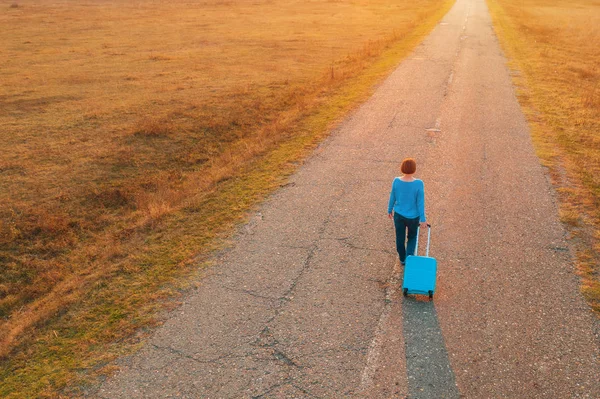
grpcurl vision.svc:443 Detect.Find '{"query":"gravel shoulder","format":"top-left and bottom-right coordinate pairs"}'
top-left (95, 0), bottom-right (600, 397)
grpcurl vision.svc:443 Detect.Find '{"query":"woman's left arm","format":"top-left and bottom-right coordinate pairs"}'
top-left (387, 180), bottom-right (396, 218)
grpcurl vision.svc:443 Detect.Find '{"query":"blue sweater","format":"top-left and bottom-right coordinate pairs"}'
top-left (387, 178), bottom-right (426, 222)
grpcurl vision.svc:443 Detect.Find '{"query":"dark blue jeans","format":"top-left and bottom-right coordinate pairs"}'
top-left (393, 213), bottom-right (420, 263)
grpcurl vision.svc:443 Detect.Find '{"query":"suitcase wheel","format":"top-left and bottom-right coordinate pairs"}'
top-left (428, 290), bottom-right (433, 300)
top-left (403, 288), bottom-right (408, 297)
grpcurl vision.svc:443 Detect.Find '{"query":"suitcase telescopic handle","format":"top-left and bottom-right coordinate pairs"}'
top-left (414, 224), bottom-right (432, 257)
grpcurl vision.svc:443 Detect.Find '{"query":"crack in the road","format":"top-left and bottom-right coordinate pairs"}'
top-left (276, 244), bottom-right (313, 250)
top-left (236, 191), bottom-right (347, 388)
top-left (296, 344), bottom-right (369, 360)
top-left (150, 343), bottom-right (245, 366)
top-left (388, 119), bottom-right (433, 131)
top-left (273, 348), bottom-right (300, 368)
top-left (326, 236), bottom-right (395, 254)
top-left (221, 285), bottom-right (280, 302)
top-left (291, 383), bottom-right (324, 399)
top-left (251, 378), bottom-right (295, 399)
top-left (268, 194), bottom-right (341, 314)
top-left (252, 326), bottom-right (303, 369)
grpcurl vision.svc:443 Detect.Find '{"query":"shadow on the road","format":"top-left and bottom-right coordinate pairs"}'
top-left (402, 297), bottom-right (460, 399)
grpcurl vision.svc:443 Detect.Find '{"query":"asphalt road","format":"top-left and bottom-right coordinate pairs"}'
top-left (94, 0), bottom-right (600, 396)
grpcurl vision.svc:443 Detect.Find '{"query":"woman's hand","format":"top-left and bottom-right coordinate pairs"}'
top-left (420, 222), bottom-right (429, 229)
top-left (388, 212), bottom-right (393, 219)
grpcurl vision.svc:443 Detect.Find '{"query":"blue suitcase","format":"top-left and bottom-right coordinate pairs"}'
top-left (402, 224), bottom-right (437, 300)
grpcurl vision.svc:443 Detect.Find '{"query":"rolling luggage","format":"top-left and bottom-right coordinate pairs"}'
top-left (402, 224), bottom-right (437, 300)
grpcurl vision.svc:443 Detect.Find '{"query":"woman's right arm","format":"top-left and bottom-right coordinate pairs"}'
top-left (387, 180), bottom-right (396, 217)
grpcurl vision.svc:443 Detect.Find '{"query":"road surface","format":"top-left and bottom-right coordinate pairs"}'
top-left (95, 0), bottom-right (600, 396)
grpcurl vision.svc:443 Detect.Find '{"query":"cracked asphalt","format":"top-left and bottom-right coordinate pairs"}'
top-left (94, 0), bottom-right (600, 397)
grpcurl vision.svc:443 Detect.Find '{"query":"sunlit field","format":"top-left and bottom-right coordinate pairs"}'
top-left (0, 0), bottom-right (452, 396)
top-left (487, 0), bottom-right (600, 313)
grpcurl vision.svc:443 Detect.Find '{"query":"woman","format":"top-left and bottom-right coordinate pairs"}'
top-left (387, 158), bottom-right (427, 265)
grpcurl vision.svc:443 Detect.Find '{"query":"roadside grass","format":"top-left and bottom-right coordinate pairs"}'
top-left (0, 0), bottom-right (454, 396)
top-left (486, 0), bottom-right (600, 314)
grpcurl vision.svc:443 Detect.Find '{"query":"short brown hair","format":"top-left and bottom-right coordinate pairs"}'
top-left (401, 158), bottom-right (416, 174)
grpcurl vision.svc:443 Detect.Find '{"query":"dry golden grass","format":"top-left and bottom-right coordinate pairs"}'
top-left (0, 0), bottom-right (452, 396)
top-left (487, 0), bottom-right (600, 314)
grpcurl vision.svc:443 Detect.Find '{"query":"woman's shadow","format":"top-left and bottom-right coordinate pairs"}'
top-left (402, 295), bottom-right (460, 399)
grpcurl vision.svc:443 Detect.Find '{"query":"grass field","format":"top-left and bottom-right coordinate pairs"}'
top-left (487, 0), bottom-right (600, 313)
top-left (0, 0), bottom-right (453, 396)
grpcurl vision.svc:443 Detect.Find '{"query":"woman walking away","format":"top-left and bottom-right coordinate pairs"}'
top-left (387, 158), bottom-right (427, 265)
